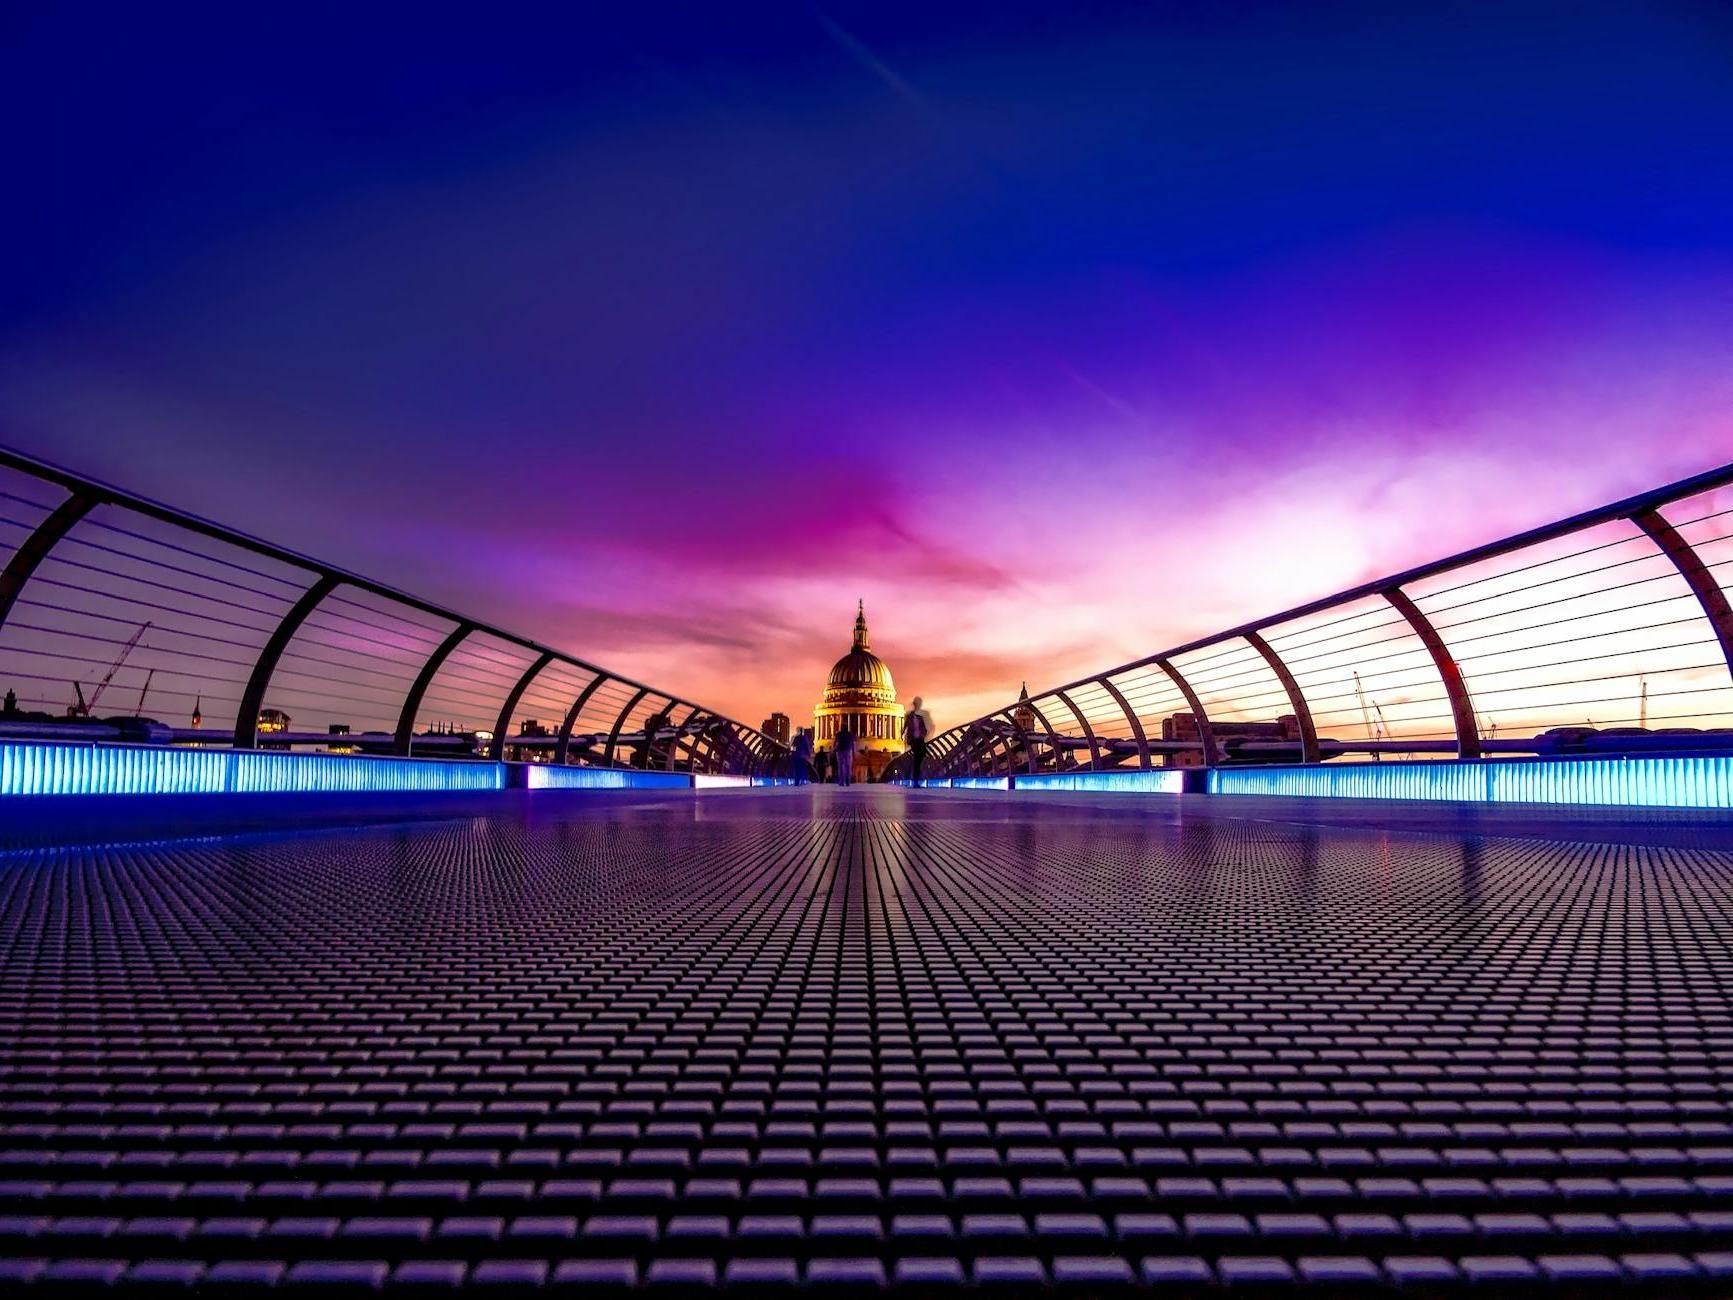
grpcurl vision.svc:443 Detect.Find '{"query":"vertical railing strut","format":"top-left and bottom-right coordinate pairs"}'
top-left (1383, 587), bottom-right (1480, 759)
top-left (1244, 629), bottom-right (1320, 764)
top-left (487, 652), bottom-right (554, 761)
top-left (555, 675), bottom-right (610, 766)
top-left (1153, 658), bottom-right (1219, 767)
top-left (1051, 689), bottom-right (1102, 770)
top-left (235, 575), bottom-right (339, 750)
top-left (603, 688), bottom-right (650, 768)
top-left (395, 623), bottom-right (474, 756)
top-left (1096, 677), bottom-right (1150, 769)
top-left (1023, 699), bottom-right (1060, 774)
top-left (0, 491), bottom-right (101, 637)
top-left (1632, 508), bottom-right (1733, 684)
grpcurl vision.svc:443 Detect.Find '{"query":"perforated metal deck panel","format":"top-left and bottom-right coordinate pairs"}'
top-left (2, 786), bottom-right (1733, 1294)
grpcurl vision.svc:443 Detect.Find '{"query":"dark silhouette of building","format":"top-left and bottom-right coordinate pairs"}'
top-left (761, 712), bottom-right (791, 745)
top-left (1163, 711), bottom-right (1302, 767)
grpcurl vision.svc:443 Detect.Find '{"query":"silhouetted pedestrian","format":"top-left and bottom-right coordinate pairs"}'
top-left (834, 724), bottom-right (856, 787)
top-left (903, 697), bottom-right (933, 785)
top-left (791, 729), bottom-right (814, 784)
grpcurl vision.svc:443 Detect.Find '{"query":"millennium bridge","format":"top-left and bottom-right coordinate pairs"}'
top-left (3, 447), bottom-right (1733, 1294)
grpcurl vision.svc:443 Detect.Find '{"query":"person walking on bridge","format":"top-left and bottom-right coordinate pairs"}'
top-left (903, 696), bottom-right (933, 785)
top-left (791, 728), bottom-right (814, 784)
top-left (833, 724), bottom-right (856, 787)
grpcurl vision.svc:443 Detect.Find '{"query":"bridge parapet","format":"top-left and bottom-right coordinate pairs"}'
top-left (902, 460), bottom-right (1733, 782)
top-left (0, 447), bottom-right (784, 777)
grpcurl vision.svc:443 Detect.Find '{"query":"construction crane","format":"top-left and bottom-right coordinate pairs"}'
top-left (136, 668), bottom-right (155, 718)
top-left (67, 621), bottom-right (152, 718)
top-left (1352, 671), bottom-right (1384, 762)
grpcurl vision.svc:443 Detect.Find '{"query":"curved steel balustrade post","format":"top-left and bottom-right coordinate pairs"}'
top-left (1632, 508), bottom-right (1733, 684)
top-left (1244, 629), bottom-right (1320, 764)
top-left (718, 722), bottom-right (753, 776)
top-left (664, 705), bottom-right (697, 772)
top-left (0, 491), bottom-right (101, 636)
top-left (1051, 689), bottom-right (1102, 770)
top-left (693, 721), bottom-right (727, 774)
top-left (999, 708), bottom-right (1038, 775)
top-left (235, 575), bottom-right (339, 750)
top-left (928, 728), bottom-right (962, 777)
top-left (487, 652), bottom-right (554, 761)
top-left (554, 676), bottom-right (610, 766)
top-left (957, 722), bottom-right (1005, 777)
top-left (1154, 658), bottom-right (1218, 767)
top-left (1383, 587), bottom-right (1480, 759)
top-left (1023, 698), bottom-right (1062, 774)
top-left (743, 726), bottom-right (770, 776)
top-left (396, 623), bottom-right (475, 756)
top-left (1096, 676), bottom-right (1151, 769)
top-left (604, 687), bottom-right (651, 768)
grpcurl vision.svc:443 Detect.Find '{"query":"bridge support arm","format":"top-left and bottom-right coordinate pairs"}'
top-left (488, 652), bottom-right (554, 760)
top-left (604, 688), bottom-right (651, 767)
top-left (1384, 587), bottom-right (1480, 759)
top-left (1244, 630), bottom-right (1321, 763)
top-left (396, 624), bottom-right (474, 756)
top-left (1096, 677), bottom-right (1151, 769)
top-left (1632, 508), bottom-right (1733, 684)
top-left (1051, 689), bottom-right (1102, 770)
top-left (235, 575), bottom-right (339, 749)
top-left (1154, 659), bottom-right (1219, 766)
top-left (555, 676), bottom-right (610, 765)
top-left (0, 492), bottom-right (101, 637)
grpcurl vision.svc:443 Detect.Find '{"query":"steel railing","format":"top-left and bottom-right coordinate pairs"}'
top-left (895, 460), bottom-right (1733, 780)
top-left (0, 446), bottom-right (785, 776)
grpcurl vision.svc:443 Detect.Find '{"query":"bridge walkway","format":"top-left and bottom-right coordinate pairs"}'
top-left (2, 787), bottom-right (1732, 1291)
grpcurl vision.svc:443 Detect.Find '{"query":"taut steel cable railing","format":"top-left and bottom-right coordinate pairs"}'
top-left (0, 446), bottom-right (784, 775)
top-left (897, 461), bottom-right (1733, 780)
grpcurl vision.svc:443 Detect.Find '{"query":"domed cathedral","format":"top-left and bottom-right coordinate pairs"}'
top-left (815, 602), bottom-right (905, 781)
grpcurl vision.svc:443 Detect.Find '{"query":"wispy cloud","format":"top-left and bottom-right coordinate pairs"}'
top-left (812, 9), bottom-right (926, 107)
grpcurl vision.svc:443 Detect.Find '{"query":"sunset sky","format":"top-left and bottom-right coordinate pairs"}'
top-left (4, 2), bottom-right (1732, 732)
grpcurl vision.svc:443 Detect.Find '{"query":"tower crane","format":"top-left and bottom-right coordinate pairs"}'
top-left (68, 622), bottom-right (151, 718)
top-left (1352, 671), bottom-right (1384, 762)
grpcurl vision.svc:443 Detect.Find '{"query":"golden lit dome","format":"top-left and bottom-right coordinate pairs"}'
top-left (826, 602), bottom-right (895, 698)
top-left (813, 602), bottom-right (905, 776)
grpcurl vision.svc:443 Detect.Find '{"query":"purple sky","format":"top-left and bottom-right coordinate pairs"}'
top-left (3, 3), bottom-right (1731, 729)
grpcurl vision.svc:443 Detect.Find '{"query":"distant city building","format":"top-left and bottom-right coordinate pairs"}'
top-left (1012, 683), bottom-right (1037, 733)
top-left (761, 712), bottom-right (791, 745)
top-left (1162, 711), bottom-right (1302, 767)
top-left (814, 602), bottom-right (905, 782)
top-left (327, 723), bottom-right (354, 755)
top-left (519, 718), bottom-right (549, 737)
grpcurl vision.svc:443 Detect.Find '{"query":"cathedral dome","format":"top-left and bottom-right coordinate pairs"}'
top-left (814, 603), bottom-right (905, 775)
top-left (828, 649), bottom-right (894, 694)
top-left (825, 602), bottom-right (895, 698)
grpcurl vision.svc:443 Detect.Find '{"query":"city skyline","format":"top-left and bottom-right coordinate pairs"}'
top-left (5, 3), bottom-right (1732, 728)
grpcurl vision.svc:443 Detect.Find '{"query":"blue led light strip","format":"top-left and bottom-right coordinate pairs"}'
top-left (0, 741), bottom-right (505, 797)
top-left (1211, 755), bottom-right (1733, 809)
top-left (1012, 771), bottom-right (1184, 793)
top-left (526, 766), bottom-right (691, 790)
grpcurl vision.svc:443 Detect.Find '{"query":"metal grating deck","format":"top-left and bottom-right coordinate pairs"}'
top-left (2, 786), bottom-right (1732, 1293)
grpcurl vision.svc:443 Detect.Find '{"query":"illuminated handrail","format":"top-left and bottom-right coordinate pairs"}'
top-left (896, 460), bottom-right (1733, 779)
top-left (0, 446), bottom-right (784, 775)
